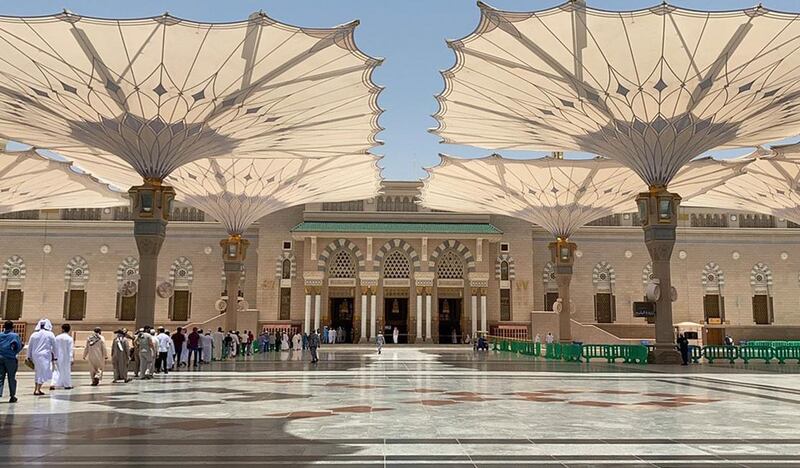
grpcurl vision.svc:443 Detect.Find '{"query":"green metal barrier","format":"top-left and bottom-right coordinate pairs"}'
top-left (747, 340), bottom-right (800, 348)
top-left (689, 345), bottom-right (702, 364)
top-left (775, 346), bottom-right (800, 364)
top-left (561, 343), bottom-right (583, 362)
top-left (581, 344), bottom-right (609, 362)
top-left (545, 342), bottom-right (562, 359)
top-left (740, 346), bottom-right (774, 364)
top-left (703, 345), bottom-right (739, 364)
top-left (620, 345), bottom-right (649, 364)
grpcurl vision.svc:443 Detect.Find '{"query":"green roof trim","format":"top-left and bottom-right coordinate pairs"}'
top-left (291, 221), bottom-right (502, 235)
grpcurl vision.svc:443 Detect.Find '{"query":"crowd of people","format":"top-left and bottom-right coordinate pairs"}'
top-left (0, 318), bottom-right (346, 403)
top-left (0, 317), bottom-right (445, 403)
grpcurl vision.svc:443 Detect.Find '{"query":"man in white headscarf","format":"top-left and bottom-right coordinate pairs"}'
top-left (51, 323), bottom-right (74, 390)
top-left (27, 318), bottom-right (56, 395)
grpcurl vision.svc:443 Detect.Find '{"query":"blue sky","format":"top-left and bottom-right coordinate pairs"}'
top-left (6, 0), bottom-right (800, 180)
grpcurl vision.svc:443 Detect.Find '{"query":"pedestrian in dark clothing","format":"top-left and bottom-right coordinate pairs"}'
top-left (677, 333), bottom-right (690, 365)
top-left (187, 327), bottom-right (201, 367)
top-left (308, 330), bottom-right (321, 364)
top-left (172, 327), bottom-right (185, 369)
top-left (0, 321), bottom-right (23, 403)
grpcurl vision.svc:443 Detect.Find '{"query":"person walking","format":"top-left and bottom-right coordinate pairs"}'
top-left (51, 323), bottom-right (74, 390)
top-left (137, 327), bottom-right (156, 379)
top-left (392, 327), bottom-right (399, 345)
top-left (83, 327), bottom-right (107, 386)
top-left (0, 320), bottom-right (23, 403)
top-left (308, 329), bottom-right (320, 364)
top-left (28, 319), bottom-right (56, 395)
top-left (111, 329), bottom-right (131, 383)
top-left (155, 327), bottom-right (171, 374)
top-left (292, 332), bottom-right (302, 352)
top-left (171, 327), bottom-right (185, 369)
top-left (328, 327), bottom-right (337, 345)
top-left (376, 331), bottom-right (386, 355)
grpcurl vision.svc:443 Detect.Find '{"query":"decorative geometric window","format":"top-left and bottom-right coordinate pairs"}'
top-left (383, 250), bottom-right (410, 279)
top-left (750, 263), bottom-right (773, 293)
top-left (117, 257), bottom-right (139, 284)
top-left (1, 255), bottom-right (26, 320)
top-left (64, 256), bottom-right (89, 321)
top-left (282, 259), bottom-right (291, 280)
top-left (701, 262), bottom-right (725, 292)
top-left (592, 261), bottom-right (615, 292)
top-left (436, 249), bottom-right (464, 279)
top-left (500, 261), bottom-right (509, 281)
top-left (328, 250), bottom-right (356, 278)
top-left (170, 257), bottom-right (194, 289)
top-left (1, 255), bottom-right (26, 288)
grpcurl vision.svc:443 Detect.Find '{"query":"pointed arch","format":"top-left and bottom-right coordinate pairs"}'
top-left (496, 254), bottom-right (515, 280)
top-left (275, 252), bottom-right (296, 279)
top-left (701, 262), bottom-right (724, 290)
top-left (64, 256), bottom-right (89, 288)
top-left (429, 239), bottom-right (474, 272)
top-left (318, 238), bottom-right (364, 272)
top-left (376, 239), bottom-right (420, 273)
top-left (592, 261), bottom-right (615, 291)
top-left (116, 256), bottom-right (139, 285)
top-left (169, 256), bottom-right (194, 288)
top-left (750, 262), bottom-right (773, 290)
top-left (1, 255), bottom-right (26, 287)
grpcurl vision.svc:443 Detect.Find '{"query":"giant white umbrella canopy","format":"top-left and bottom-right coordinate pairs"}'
top-left (0, 10), bottom-right (384, 329)
top-left (168, 154), bottom-right (382, 236)
top-left (0, 149), bottom-right (126, 214)
top-left (0, 11), bottom-right (384, 183)
top-left (167, 153), bottom-right (382, 330)
top-left (431, 1), bottom-right (800, 359)
top-left (420, 154), bottom-right (743, 239)
top-left (419, 154), bottom-right (745, 340)
top-left (686, 145), bottom-right (800, 225)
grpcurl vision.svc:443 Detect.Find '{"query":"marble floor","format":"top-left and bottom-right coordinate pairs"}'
top-left (1, 346), bottom-right (800, 467)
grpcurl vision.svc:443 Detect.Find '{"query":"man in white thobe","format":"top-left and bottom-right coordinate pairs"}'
top-left (28, 318), bottom-right (56, 395)
top-left (328, 328), bottom-right (337, 345)
top-left (201, 332), bottom-right (213, 363)
top-left (51, 323), bottom-right (74, 390)
top-left (212, 328), bottom-right (224, 361)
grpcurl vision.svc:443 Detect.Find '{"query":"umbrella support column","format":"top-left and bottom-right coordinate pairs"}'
top-left (220, 235), bottom-right (249, 332)
top-left (549, 239), bottom-right (576, 343)
top-left (130, 180), bottom-right (174, 331)
top-left (637, 188), bottom-right (682, 364)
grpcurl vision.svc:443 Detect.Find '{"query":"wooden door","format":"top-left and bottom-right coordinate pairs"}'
top-left (706, 328), bottom-right (724, 345)
top-left (703, 294), bottom-right (721, 322)
top-left (594, 293), bottom-right (614, 323)
top-left (3, 289), bottom-right (23, 320)
top-left (752, 295), bottom-right (770, 324)
top-left (545, 292), bottom-right (558, 312)
top-left (118, 293), bottom-right (137, 321)
top-left (66, 290), bottom-right (86, 321)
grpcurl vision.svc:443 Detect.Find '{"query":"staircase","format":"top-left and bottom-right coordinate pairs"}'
top-left (569, 319), bottom-right (648, 345)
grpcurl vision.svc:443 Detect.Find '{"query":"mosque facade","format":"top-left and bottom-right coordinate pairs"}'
top-left (1, 181), bottom-right (798, 345)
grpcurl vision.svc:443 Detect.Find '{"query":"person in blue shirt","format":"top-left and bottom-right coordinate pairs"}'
top-left (0, 320), bottom-right (23, 403)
